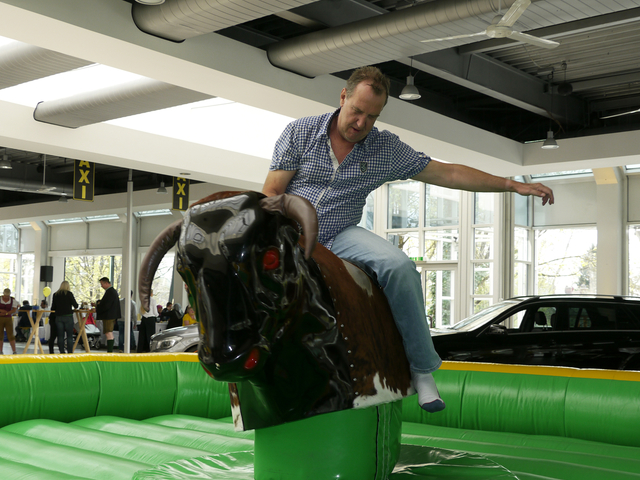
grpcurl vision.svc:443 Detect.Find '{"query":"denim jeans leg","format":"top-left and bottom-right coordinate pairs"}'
top-left (330, 226), bottom-right (442, 374)
top-left (117, 320), bottom-right (124, 350)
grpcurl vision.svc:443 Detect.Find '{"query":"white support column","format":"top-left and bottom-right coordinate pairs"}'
top-left (594, 167), bottom-right (624, 294)
top-left (122, 170), bottom-right (135, 353)
top-left (29, 221), bottom-right (48, 305)
top-left (457, 191), bottom-right (473, 322)
top-left (501, 192), bottom-right (515, 301)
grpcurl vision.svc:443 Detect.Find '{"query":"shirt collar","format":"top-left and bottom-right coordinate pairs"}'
top-left (318, 108), bottom-right (378, 150)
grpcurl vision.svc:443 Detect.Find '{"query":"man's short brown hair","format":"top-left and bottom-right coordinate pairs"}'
top-left (345, 66), bottom-right (391, 106)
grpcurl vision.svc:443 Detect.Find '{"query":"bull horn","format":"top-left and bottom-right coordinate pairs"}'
top-left (260, 194), bottom-right (318, 259)
top-left (138, 219), bottom-right (182, 312)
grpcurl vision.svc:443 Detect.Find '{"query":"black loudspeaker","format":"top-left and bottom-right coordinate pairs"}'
top-left (40, 265), bottom-right (53, 283)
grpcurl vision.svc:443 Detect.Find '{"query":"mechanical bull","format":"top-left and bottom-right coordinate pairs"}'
top-left (139, 191), bottom-right (414, 431)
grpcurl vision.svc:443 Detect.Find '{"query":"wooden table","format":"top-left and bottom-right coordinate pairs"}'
top-left (72, 309), bottom-right (93, 353)
top-left (20, 309), bottom-right (52, 355)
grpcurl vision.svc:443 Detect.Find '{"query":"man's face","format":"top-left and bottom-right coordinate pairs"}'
top-left (99, 280), bottom-right (109, 290)
top-left (336, 82), bottom-right (386, 144)
top-left (3, 289), bottom-right (10, 297)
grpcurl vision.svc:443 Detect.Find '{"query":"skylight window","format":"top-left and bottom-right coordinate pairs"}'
top-left (530, 170), bottom-right (592, 179)
top-left (84, 214), bottom-right (120, 222)
top-left (46, 218), bottom-right (83, 225)
top-left (134, 209), bottom-right (173, 218)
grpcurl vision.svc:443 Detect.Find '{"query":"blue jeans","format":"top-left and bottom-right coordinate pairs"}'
top-left (117, 320), bottom-right (137, 351)
top-left (331, 226), bottom-right (442, 374)
top-left (56, 315), bottom-right (74, 354)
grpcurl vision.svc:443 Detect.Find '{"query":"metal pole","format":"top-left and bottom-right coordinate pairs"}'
top-left (124, 170), bottom-right (134, 353)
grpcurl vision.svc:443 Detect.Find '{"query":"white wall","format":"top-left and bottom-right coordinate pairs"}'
top-left (533, 179), bottom-right (597, 227)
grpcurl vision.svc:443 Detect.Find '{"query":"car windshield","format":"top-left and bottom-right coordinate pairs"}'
top-left (449, 300), bottom-right (522, 332)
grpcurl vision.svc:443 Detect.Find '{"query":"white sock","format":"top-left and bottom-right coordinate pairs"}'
top-left (411, 371), bottom-right (442, 405)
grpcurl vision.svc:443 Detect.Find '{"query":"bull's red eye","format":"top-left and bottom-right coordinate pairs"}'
top-left (263, 248), bottom-right (280, 271)
top-left (244, 348), bottom-right (260, 370)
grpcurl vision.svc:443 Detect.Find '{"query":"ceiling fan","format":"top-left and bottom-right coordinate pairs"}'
top-left (421, 0), bottom-right (559, 50)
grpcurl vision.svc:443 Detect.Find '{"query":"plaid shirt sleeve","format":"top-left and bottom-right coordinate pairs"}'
top-left (379, 130), bottom-right (430, 181)
top-left (271, 122), bottom-right (301, 171)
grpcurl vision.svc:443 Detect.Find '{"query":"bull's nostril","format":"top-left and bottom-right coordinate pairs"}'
top-left (244, 347), bottom-right (260, 370)
top-left (262, 248), bottom-right (280, 271)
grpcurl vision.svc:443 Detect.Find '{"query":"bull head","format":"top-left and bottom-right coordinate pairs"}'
top-left (140, 191), bottom-right (412, 430)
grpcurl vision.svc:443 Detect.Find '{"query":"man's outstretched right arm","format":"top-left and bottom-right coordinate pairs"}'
top-left (262, 170), bottom-right (296, 197)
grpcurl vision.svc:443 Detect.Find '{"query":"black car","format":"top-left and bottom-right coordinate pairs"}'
top-left (431, 295), bottom-right (640, 371)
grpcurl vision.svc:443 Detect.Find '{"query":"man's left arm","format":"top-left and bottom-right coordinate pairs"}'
top-left (413, 159), bottom-right (554, 206)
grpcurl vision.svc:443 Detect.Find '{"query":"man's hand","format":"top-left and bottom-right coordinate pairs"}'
top-left (510, 180), bottom-right (555, 206)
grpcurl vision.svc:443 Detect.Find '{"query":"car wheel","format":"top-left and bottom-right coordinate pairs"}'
top-left (185, 345), bottom-right (198, 353)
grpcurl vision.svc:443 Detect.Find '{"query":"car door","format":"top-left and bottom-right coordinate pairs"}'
top-left (463, 305), bottom-right (559, 366)
top-left (554, 303), bottom-right (640, 370)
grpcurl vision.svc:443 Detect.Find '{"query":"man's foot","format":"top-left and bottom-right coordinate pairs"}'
top-left (13, 351), bottom-right (17, 354)
top-left (411, 371), bottom-right (446, 413)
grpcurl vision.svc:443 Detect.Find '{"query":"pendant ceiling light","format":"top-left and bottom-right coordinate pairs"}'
top-left (0, 154), bottom-right (11, 169)
top-left (541, 130), bottom-right (559, 149)
top-left (400, 59), bottom-right (421, 101)
top-left (157, 181), bottom-right (168, 194)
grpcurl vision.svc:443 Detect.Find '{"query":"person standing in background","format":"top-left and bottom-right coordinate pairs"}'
top-left (117, 291), bottom-right (137, 353)
top-left (159, 302), bottom-right (173, 323)
top-left (137, 288), bottom-right (158, 353)
top-left (166, 303), bottom-right (183, 330)
top-left (95, 277), bottom-right (121, 353)
top-left (51, 281), bottom-right (79, 354)
top-left (0, 288), bottom-right (19, 354)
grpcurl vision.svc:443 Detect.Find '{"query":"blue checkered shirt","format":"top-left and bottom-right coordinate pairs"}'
top-left (270, 109), bottom-right (431, 248)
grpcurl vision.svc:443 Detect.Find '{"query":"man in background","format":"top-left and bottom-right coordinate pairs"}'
top-left (95, 277), bottom-right (121, 353)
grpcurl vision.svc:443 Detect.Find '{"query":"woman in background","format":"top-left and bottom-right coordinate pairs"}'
top-left (182, 305), bottom-right (197, 326)
top-left (51, 281), bottom-right (79, 354)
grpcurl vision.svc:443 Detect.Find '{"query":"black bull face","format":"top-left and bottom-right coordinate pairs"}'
top-left (139, 191), bottom-right (412, 430)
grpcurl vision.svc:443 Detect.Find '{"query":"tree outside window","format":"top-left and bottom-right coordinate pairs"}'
top-left (64, 255), bottom-right (122, 303)
top-left (535, 228), bottom-right (597, 294)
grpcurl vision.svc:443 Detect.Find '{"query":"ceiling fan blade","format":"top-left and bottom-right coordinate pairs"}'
top-left (497, 0), bottom-right (531, 27)
top-left (508, 31), bottom-right (559, 49)
top-left (601, 108), bottom-right (640, 120)
top-left (420, 31), bottom-right (486, 43)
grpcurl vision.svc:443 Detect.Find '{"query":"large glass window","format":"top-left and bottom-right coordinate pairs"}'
top-left (421, 267), bottom-right (455, 327)
top-left (629, 225), bottom-right (640, 296)
top-left (0, 254), bottom-right (18, 293)
top-left (513, 227), bottom-right (531, 296)
top-left (20, 254), bottom-right (35, 303)
top-left (472, 193), bottom-right (495, 312)
top-left (63, 255), bottom-right (122, 304)
top-left (535, 228), bottom-right (597, 294)
top-left (387, 181), bottom-right (460, 324)
top-left (150, 253), bottom-right (176, 308)
top-left (357, 192), bottom-right (375, 231)
top-left (388, 181), bottom-right (419, 228)
top-left (0, 224), bottom-right (18, 253)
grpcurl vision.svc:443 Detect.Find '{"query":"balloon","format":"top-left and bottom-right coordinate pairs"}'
top-left (43, 286), bottom-right (51, 297)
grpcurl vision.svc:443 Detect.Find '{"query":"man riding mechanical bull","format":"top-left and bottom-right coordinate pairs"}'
top-left (139, 66), bottom-right (554, 425)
